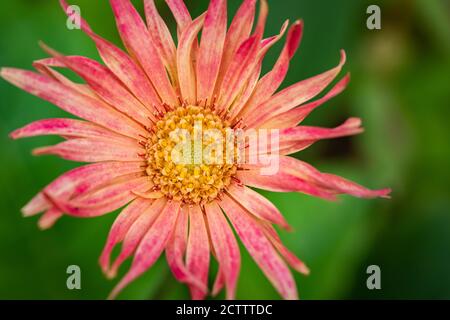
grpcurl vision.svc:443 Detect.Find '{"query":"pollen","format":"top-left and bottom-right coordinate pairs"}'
top-left (145, 105), bottom-right (238, 204)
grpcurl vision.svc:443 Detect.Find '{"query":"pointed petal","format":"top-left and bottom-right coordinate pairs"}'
top-left (166, 206), bottom-right (208, 291)
top-left (215, 0), bottom-right (257, 91)
top-left (38, 208), bottom-right (63, 230)
top-left (144, 0), bottom-right (178, 89)
top-left (246, 50), bottom-right (347, 128)
top-left (177, 14), bottom-right (206, 104)
top-left (243, 156), bottom-right (391, 199)
top-left (109, 200), bottom-right (180, 299)
top-left (40, 46), bottom-right (153, 126)
top-left (220, 195), bottom-right (298, 300)
top-left (165, 0), bottom-right (192, 32)
top-left (260, 222), bottom-right (310, 275)
top-left (227, 183), bottom-right (290, 229)
top-left (218, 0), bottom-right (268, 112)
top-left (0, 68), bottom-right (147, 139)
top-left (278, 117), bottom-right (363, 143)
top-left (241, 21), bottom-right (303, 119)
top-left (186, 206), bottom-right (210, 300)
top-left (22, 161), bottom-right (145, 217)
top-left (33, 138), bottom-right (144, 163)
top-left (10, 118), bottom-right (134, 144)
top-left (59, 0), bottom-right (161, 110)
top-left (108, 198), bottom-right (167, 277)
top-left (206, 202), bottom-right (240, 300)
top-left (109, 0), bottom-right (177, 105)
top-left (49, 175), bottom-right (150, 217)
top-left (261, 74), bottom-right (350, 129)
top-left (99, 198), bottom-right (153, 274)
top-left (196, 0), bottom-right (227, 102)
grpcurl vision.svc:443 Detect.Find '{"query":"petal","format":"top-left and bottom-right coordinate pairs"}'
top-left (33, 58), bottom-right (96, 98)
top-left (144, 0), bottom-right (178, 89)
top-left (38, 208), bottom-right (63, 230)
top-left (0, 68), bottom-right (147, 139)
top-left (215, 0), bottom-right (257, 92)
top-left (240, 21), bottom-right (303, 120)
top-left (99, 198), bottom-right (153, 274)
top-left (206, 201), bottom-right (241, 300)
top-left (261, 74), bottom-right (350, 129)
top-left (10, 118), bottom-right (134, 144)
top-left (246, 50), bottom-right (347, 128)
top-left (219, 195), bottom-right (298, 300)
top-left (109, 200), bottom-right (180, 299)
top-left (40, 45), bottom-right (154, 126)
top-left (243, 156), bottom-right (391, 199)
top-left (22, 161), bottom-right (145, 217)
top-left (177, 14), bottom-right (206, 104)
top-left (49, 175), bottom-right (150, 217)
top-left (165, 0), bottom-right (192, 32)
top-left (227, 183), bottom-right (290, 229)
top-left (109, 0), bottom-right (177, 106)
top-left (166, 206), bottom-right (207, 291)
top-left (33, 138), bottom-right (144, 163)
top-left (238, 165), bottom-right (337, 201)
top-left (186, 205), bottom-right (210, 300)
top-left (59, 0), bottom-right (161, 110)
top-left (218, 0), bottom-right (268, 112)
top-left (278, 117), bottom-right (363, 143)
top-left (196, 0), bottom-right (227, 102)
top-left (108, 198), bottom-right (167, 278)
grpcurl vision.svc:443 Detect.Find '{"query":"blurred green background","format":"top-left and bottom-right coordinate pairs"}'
top-left (0, 0), bottom-right (449, 299)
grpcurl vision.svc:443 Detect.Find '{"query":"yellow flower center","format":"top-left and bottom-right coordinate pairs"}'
top-left (145, 105), bottom-right (238, 204)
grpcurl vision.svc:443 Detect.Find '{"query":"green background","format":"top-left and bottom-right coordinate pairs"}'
top-left (0, 0), bottom-right (449, 299)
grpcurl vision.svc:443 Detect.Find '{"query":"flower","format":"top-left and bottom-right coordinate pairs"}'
top-left (1, 0), bottom-right (390, 300)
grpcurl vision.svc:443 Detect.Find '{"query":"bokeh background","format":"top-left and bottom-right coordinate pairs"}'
top-left (0, 0), bottom-right (449, 299)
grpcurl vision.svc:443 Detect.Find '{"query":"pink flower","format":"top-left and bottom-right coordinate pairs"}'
top-left (1, 0), bottom-right (390, 300)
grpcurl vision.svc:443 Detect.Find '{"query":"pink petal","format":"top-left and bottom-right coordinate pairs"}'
top-left (38, 208), bottom-right (63, 230)
top-left (40, 45), bottom-right (154, 126)
top-left (240, 21), bottom-right (303, 120)
top-left (244, 156), bottom-right (391, 199)
top-left (186, 205), bottom-right (210, 300)
top-left (278, 117), bottom-right (363, 143)
top-left (33, 58), bottom-right (96, 98)
top-left (238, 165), bottom-right (337, 201)
top-left (144, 0), bottom-right (178, 89)
top-left (109, 200), bottom-right (180, 299)
top-left (219, 195), bottom-right (298, 300)
top-left (10, 118), bottom-right (134, 144)
top-left (22, 162), bottom-right (145, 217)
top-left (246, 50), bottom-right (347, 128)
top-left (206, 202), bottom-right (241, 300)
top-left (261, 222), bottom-right (310, 275)
top-left (218, 0), bottom-right (268, 112)
top-left (230, 20), bottom-right (290, 121)
top-left (261, 74), bottom-right (351, 129)
top-left (33, 138), bottom-right (144, 163)
top-left (166, 206), bottom-right (208, 292)
top-left (177, 14), bottom-right (206, 104)
top-left (109, 0), bottom-right (177, 106)
top-left (99, 198), bottom-right (154, 274)
top-left (0, 68), bottom-right (147, 139)
top-left (59, 0), bottom-right (161, 111)
top-left (165, 0), bottom-right (192, 32)
top-left (108, 198), bottom-right (167, 278)
top-left (227, 183), bottom-right (290, 229)
top-left (196, 0), bottom-right (227, 102)
top-left (49, 175), bottom-right (150, 217)
top-left (215, 0), bottom-right (257, 92)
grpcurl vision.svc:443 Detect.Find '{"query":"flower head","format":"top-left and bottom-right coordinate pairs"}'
top-left (1, 0), bottom-right (390, 300)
